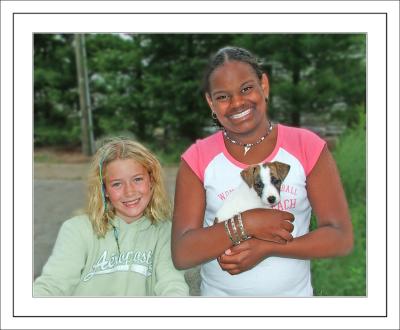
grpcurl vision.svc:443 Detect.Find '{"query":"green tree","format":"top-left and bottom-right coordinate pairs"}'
top-left (34, 34), bottom-right (80, 146)
top-left (84, 34), bottom-right (145, 139)
top-left (139, 34), bottom-right (234, 144)
top-left (235, 34), bottom-right (366, 127)
top-left (34, 34), bottom-right (366, 151)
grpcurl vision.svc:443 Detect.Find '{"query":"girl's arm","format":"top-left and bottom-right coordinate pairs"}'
top-left (33, 218), bottom-right (87, 296)
top-left (277, 144), bottom-right (353, 257)
top-left (171, 160), bottom-right (232, 269)
top-left (171, 160), bottom-right (294, 270)
top-left (218, 146), bottom-right (354, 274)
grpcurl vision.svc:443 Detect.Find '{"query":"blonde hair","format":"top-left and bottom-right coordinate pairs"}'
top-left (86, 137), bottom-right (171, 237)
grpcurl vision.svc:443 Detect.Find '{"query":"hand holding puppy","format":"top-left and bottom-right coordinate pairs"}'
top-left (242, 208), bottom-right (295, 244)
top-left (218, 238), bottom-right (277, 275)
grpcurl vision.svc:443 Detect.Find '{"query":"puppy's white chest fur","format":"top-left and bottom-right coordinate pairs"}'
top-left (216, 183), bottom-right (267, 221)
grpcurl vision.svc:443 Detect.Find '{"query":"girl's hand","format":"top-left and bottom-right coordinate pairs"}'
top-left (243, 208), bottom-right (295, 243)
top-left (217, 239), bottom-right (275, 275)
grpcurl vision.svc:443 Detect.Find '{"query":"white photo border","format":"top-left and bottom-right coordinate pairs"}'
top-left (2, 1), bottom-right (399, 329)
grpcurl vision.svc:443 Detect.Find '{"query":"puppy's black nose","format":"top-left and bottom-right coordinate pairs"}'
top-left (267, 196), bottom-right (276, 204)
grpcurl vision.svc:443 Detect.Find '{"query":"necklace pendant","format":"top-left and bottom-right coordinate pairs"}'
top-left (223, 120), bottom-right (273, 157)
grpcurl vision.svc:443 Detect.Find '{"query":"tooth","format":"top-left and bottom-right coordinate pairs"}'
top-left (231, 109), bottom-right (251, 119)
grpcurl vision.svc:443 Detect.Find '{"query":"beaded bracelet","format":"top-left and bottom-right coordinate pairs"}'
top-left (235, 212), bottom-right (250, 241)
top-left (230, 217), bottom-right (241, 246)
top-left (224, 219), bottom-right (235, 245)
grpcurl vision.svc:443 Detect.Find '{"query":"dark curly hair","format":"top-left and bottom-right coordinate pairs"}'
top-left (202, 46), bottom-right (264, 96)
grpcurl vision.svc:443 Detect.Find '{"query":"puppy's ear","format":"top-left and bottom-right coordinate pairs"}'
top-left (270, 161), bottom-right (291, 181)
top-left (240, 165), bottom-right (259, 188)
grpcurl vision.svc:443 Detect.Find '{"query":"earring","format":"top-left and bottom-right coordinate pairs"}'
top-left (211, 112), bottom-right (217, 120)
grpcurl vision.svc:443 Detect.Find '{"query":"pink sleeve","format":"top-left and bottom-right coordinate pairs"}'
top-left (181, 142), bottom-right (204, 183)
top-left (181, 132), bottom-right (223, 183)
top-left (280, 125), bottom-right (326, 176)
top-left (300, 129), bottom-right (326, 176)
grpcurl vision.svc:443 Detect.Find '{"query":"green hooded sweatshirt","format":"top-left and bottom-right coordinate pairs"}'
top-left (34, 215), bottom-right (189, 296)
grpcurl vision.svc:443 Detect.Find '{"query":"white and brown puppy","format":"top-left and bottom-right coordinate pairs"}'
top-left (215, 161), bottom-right (291, 223)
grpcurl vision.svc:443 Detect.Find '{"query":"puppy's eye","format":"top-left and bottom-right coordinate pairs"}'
top-left (254, 182), bottom-right (264, 189)
top-left (271, 177), bottom-right (281, 185)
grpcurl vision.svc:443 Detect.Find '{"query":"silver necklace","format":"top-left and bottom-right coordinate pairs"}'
top-left (223, 120), bottom-right (273, 156)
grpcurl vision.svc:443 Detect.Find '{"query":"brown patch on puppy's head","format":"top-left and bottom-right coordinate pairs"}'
top-left (240, 164), bottom-right (261, 188)
top-left (264, 161), bottom-right (290, 192)
top-left (266, 161), bottom-right (290, 181)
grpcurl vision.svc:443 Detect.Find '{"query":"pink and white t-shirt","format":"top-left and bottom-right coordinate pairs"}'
top-left (182, 124), bottom-right (326, 296)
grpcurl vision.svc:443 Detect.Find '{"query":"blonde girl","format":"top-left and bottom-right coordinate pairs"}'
top-left (34, 137), bottom-right (189, 296)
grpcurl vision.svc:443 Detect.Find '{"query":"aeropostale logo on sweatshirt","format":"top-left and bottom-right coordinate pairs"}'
top-left (83, 249), bottom-right (153, 282)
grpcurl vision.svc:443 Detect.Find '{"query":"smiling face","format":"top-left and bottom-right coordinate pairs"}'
top-left (104, 158), bottom-right (152, 224)
top-left (206, 60), bottom-right (269, 138)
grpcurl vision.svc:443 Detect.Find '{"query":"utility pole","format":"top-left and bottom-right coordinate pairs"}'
top-left (74, 34), bottom-right (95, 156)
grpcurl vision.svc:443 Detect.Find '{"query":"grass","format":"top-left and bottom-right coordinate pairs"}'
top-left (311, 124), bottom-right (366, 296)
top-left (34, 153), bottom-right (58, 163)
